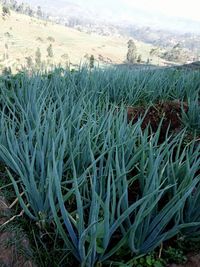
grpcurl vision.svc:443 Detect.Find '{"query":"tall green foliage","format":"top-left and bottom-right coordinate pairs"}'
top-left (0, 67), bottom-right (199, 266)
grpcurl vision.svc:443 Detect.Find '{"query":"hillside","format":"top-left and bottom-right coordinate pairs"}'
top-left (0, 5), bottom-right (168, 71)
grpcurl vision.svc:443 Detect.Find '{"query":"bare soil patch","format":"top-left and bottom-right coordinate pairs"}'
top-left (0, 195), bottom-right (36, 267)
top-left (127, 100), bottom-right (188, 134)
top-left (169, 253), bottom-right (200, 267)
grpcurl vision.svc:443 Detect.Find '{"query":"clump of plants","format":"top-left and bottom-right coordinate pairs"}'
top-left (163, 246), bottom-right (187, 265)
top-left (131, 253), bottom-right (166, 267)
top-left (0, 67), bottom-right (199, 266)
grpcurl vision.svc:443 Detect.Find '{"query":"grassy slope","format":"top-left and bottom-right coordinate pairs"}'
top-left (0, 5), bottom-right (166, 70)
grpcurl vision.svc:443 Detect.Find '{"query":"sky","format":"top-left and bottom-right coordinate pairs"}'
top-left (19, 0), bottom-right (200, 32)
top-left (75, 0), bottom-right (200, 21)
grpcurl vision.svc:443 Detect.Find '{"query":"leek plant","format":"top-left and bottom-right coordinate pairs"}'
top-left (182, 95), bottom-right (200, 133)
top-left (0, 67), bottom-right (199, 266)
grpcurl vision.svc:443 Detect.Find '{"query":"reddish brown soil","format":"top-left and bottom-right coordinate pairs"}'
top-left (125, 101), bottom-right (194, 218)
top-left (127, 100), bottom-right (188, 136)
top-left (0, 195), bottom-right (36, 267)
top-left (169, 253), bottom-right (200, 267)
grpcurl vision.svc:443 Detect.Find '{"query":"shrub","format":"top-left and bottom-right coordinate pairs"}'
top-left (89, 55), bottom-right (95, 68)
top-left (47, 36), bottom-right (55, 42)
top-left (35, 47), bottom-right (42, 66)
top-left (2, 6), bottom-right (10, 16)
top-left (47, 44), bottom-right (53, 58)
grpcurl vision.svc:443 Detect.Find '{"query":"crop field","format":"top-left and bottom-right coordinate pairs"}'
top-left (0, 67), bottom-right (200, 266)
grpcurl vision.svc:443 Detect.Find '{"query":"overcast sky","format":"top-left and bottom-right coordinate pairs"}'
top-left (21, 0), bottom-right (200, 21)
top-left (74, 0), bottom-right (200, 21)
top-left (18, 0), bottom-right (200, 32)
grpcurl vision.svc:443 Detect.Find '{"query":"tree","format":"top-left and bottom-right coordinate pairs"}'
top-left (150, 48), bottom-right (160, 57)
top-left (137, 54), bottom-right (142, 63)
top-left (25, 6), bottom-right (34, 16)
top-left (47, 44), bottom-right (53, 58)
top-left (2, 66), bottom-right (11, 75)
top-left (16, 3), bottom-right (25, 13)
top-left (161, 43), bottom-right (187, 63)
top-left (37, 6), bottom-right (42, 18)
top-left (2, 5), bottom-right (10, 16)
top-left (10, 0), bottom-right (18, 10)
top-left (35, 47), bottom-right (41, 66)
top-left (170, 43), bottom-right (182, 61)
top-left (89, 55), bottom-right (94, 69)
top-left (126, 39), bottom-right (137, 64)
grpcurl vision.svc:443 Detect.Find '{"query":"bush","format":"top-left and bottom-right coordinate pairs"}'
top-left (89, 55), bottom-right (94, 68)
top-left (35, 47), bottom-right (42, 66)
top-left (36, 37), bottom-right (43, 42)
top-left (47, 44), bottom-right (53, 58)
top-left (2, 6), bottom-right (10, 16)
top-left (47, 36), bottom-right (55, 42)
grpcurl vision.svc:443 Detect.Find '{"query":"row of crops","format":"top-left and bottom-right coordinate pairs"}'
top-left (0, 67), bottom-right (199, 266)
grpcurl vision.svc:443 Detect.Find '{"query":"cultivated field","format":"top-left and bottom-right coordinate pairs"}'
top-left (0, 66), bottom-right (199, 266)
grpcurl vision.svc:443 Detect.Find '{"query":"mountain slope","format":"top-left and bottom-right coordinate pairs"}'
top-left (0, 5), bottom-right (166, 71)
